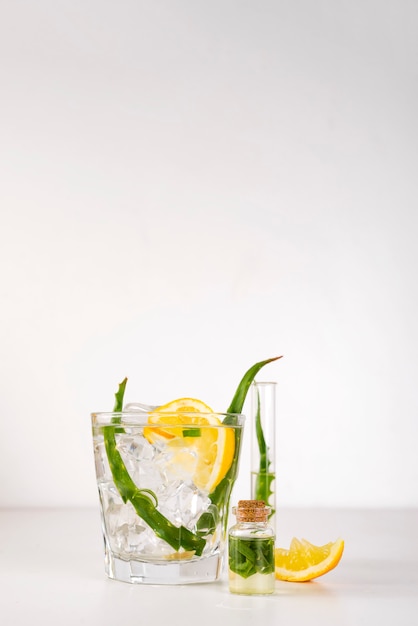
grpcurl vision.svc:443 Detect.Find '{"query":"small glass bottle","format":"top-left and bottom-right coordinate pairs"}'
top-left (228, 500), bottom-right (275, 595)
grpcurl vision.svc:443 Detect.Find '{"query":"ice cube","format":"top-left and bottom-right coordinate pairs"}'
top-left (114, 434), bottom-right (162, 489)
top-left (116, 434), bottom-right (155, 462)
top-left (158, 480), bottom-right (211, 529)
top-left (153, 439), bottom-right (198, 482)
top-left (93, 439), bottom-right (108, 480)
top-left (123, 402), bottom-right (158, 411)
top-left (132, 525), bottom-right (175, 559)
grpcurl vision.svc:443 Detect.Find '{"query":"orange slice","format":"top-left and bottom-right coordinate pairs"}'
top-left (274, 537), bottom-right (344, 582)
top-left (144, 397), bottom-right (235, 493)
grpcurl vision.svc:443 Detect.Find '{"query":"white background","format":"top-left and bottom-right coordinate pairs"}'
top-left (1, 0), bottom-right (417, 509)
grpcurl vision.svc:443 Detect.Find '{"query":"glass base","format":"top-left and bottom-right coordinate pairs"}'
top-left (104, 549), bottom-right (223, 584)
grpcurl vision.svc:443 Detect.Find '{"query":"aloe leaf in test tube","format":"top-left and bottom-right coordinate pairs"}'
top-left (251, 380), bottom-right (278, 522)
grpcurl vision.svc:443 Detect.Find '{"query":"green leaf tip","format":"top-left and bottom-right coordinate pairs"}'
top-left (226, 356), bottom-right (283, 416)
top-left (113, 377), bottom-right (128, 412)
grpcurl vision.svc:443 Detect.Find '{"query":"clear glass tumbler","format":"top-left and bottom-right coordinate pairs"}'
top-left (92, 410), bottom-right (245, 584)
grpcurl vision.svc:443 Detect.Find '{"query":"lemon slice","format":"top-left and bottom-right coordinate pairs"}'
top-left (274, 537), bottom-right (344, 582)
top-left (144, 397), bottom-right (235, 493)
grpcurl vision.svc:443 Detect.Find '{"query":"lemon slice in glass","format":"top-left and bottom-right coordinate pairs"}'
top-left (144, 397), bottom-right (235, 493)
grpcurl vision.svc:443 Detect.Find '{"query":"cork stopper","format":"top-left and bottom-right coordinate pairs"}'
top-left (232, 500), bottom-right (270, 522)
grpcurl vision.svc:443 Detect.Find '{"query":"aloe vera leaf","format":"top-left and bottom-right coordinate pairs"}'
top-left (253, 386), bottom-right (275, 515)
top-left (226, 356), bottom-right (282, 417)
top-left (113, 377), bottom-right (127, 412)
top-left (210, 356), bottom-right (282, 518)
top-left (229, 536), bottom-right (275, 578)
top-left (103, 378), bottom-right (206, 555)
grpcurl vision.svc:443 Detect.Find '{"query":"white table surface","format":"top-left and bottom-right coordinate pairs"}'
top-left (1, 507), bottom-right (417, 625)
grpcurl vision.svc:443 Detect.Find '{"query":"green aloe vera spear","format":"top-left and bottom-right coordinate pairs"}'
top-left (209, 356), bottom-right (282, 525)
top-left (103, 378), bottom-right (206, 555)
top-left (253, 386), bottom-right (275, 516)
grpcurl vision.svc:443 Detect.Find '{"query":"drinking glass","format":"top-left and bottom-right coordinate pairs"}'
top-left (92, 410), bottom-right (245, 584)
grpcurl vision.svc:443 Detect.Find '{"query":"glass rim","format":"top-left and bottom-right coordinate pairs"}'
top-left (91, 411), bottom-right (245, 427)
